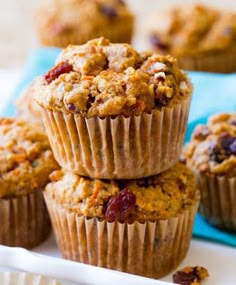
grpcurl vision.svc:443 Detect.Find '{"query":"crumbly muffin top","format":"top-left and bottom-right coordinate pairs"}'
top-left (182, 113), bottom-right (236, 176)
top-left (15, 82), bottom-right (44, 128)
top-left (34, 0), bottom-right (133, 40)
top-left (149, 4), bottom-right (236, 56)
top-left (0, 118), bottom-right (59, 198)
top-left (46, 163), bottom-right (198, 222)
top-left (35, 38), bottom-right (191, 118)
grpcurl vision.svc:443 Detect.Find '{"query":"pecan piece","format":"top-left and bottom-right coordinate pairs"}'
top-left (173, 266), bottom-right (209, 285)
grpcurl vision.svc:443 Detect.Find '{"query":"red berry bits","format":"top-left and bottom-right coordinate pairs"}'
top-left (100, 4), bottom-right (118, 18)
top-left (105, 189), bottom-right (136, 223)
top-left (44, 62), bottom-right (73, 84)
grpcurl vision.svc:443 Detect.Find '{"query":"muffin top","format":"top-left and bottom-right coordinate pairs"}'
top-left (34, 0), bottom-right (133, 43)
top-left (0, 118), bottom-right (59, 198)
top-left (35, 38), bottom-right (191, 118)
top-left (46, 163), bottom-right (198, 222)
top-left (15, 82), bottom-right (43, 128)
top-left (149, 4), bottom-right (236, 56)
top-left (182, 113), bottom-right (236, 176)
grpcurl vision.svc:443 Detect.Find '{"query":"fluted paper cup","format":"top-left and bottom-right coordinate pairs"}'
top-left (0, 272), bottom-right (61, 285)
top-left (196, 172), bottom-right (236, 231)
top-left (0, 190), bottom-right (51, 248)
top-left (44, 190), bottom-right (199, 279)
top-left (40, 97), bottom-right (190, 179)
top-left (178, 49), bottom-right (236, 73)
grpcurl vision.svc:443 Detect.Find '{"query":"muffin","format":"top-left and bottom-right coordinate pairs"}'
top-left (0, 118), bottom-right (59, 248)
top-left (34, 0), bottom-right (134, 48)
top-left (15, 82), bottom-right (44, 128)
top-left (182, 113), bottom-right (236, 231)
top-left (148, 4), bottom-right (236, 73)
top-left (0, 272), bottom-right (62, 285)
top-left (35, 37), bottom-right (192, 179)
top-left (44, 163), bottom-right (199, 278)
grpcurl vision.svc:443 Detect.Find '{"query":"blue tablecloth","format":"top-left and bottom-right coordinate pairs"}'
top-left (2, 48), bottom-right (236, 247)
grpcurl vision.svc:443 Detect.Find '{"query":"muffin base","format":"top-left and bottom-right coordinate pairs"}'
top-left (44, 191), bottom-right (199, 279)
top-left (0, 190), bottom-right (51, 248)
top-left (178, 49), bottom-right (236, 73)
top-left (196, 172), bottom-right (236, 231)
top-left (40, 97), bottom-right (190, 179)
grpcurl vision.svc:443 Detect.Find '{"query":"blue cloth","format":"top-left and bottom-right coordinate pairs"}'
top-left (2, 48), bottom-right (236, 247)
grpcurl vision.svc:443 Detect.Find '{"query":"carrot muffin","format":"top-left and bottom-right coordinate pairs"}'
top-left (182, 113), bottom-right (236, 230)
top-left (0, 118), bottom-right (59, 248)
top-left (149, 4), bottom-right (236, 73)
top-left (35, 37), bottom-right (192, 179)
top-left (44, 163), bottom-right (199, 278)
top-left (34, 0), bottom-right (134, 48)
top-left (15, 82), bottom-right (44, 128)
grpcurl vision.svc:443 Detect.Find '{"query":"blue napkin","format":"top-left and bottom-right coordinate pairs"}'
top-left (2, 48), bottom-right (236, 247)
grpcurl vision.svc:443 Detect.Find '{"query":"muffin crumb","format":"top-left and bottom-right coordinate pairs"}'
top-left (173, 266), bottom-right (209, 285)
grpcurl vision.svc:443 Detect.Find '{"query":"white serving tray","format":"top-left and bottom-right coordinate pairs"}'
top-left (1, 234), bottom-right (236, 285)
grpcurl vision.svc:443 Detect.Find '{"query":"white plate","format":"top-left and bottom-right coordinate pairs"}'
top-left (1, 235), bottom-right (236, 285)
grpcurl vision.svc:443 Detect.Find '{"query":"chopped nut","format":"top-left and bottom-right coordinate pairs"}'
top-left (154, 72), bottom-right (166, 81)
top-left (173, 266), bottom-right (209, 285)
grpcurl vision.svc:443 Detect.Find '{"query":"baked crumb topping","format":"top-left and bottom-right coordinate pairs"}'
top-left (0, 118), bottom-right (58, 198)
top-left (35, 38), bottom-right (191, 117)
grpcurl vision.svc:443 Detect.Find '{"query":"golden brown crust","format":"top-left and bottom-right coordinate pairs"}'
top-left (149, 4), bottom-right (236, 57)
top-left (0, 118), bottom-right (59, 198)
top-left (46, 163), bottom-right (198, 221)
top-left (182, 113), bottom-right (236, 176)
top-left (34, 0), bottom-right (134, 47)
top-left (35, 38), bottom-right (191, 118)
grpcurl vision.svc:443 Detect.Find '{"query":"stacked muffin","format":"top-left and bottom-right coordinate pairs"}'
top-left (35, 38), bottom-right (200, 278)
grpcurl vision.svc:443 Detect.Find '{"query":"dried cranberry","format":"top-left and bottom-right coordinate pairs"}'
top-left (173, 270), bottom-right (196, 285)
top-left (230, 139), bottom-right (236, 154)
top-left (117, 0), bottom-right (125, 5)
top-left (149, 34), bottom-right (168, 50)
top-left (176, 178), bottom-right (186, 192)
top-left (208, 142), bottom-right (224, 163)
top-left (100, 4), bottom-right (118, 18)
top-left (67, 103), bottom-right (76, 112)
top-left (221, 136), bottom-right (236, 154)
top-left (229, 119), bottom-right (236, 126)
top-left (44, 62), bottom-right (73, 84)
top-left (105, 189), bottom-right (136, 222)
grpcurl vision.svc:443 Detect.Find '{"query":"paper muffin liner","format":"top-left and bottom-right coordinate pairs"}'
top-left (195, 172), bottom-right (236, 231)
top-left (38, 21), bottom-right (133, 48)
top-left (177, 50), bottom-right (236, 73)
top-left (44, 191), bottom-right (199, 279)
top-left (0, 272), bottom-right (61, 285)
top-left (0, 190), bottom-right (51, 248)
top-left (40, 97), bottom-right (190, 179)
